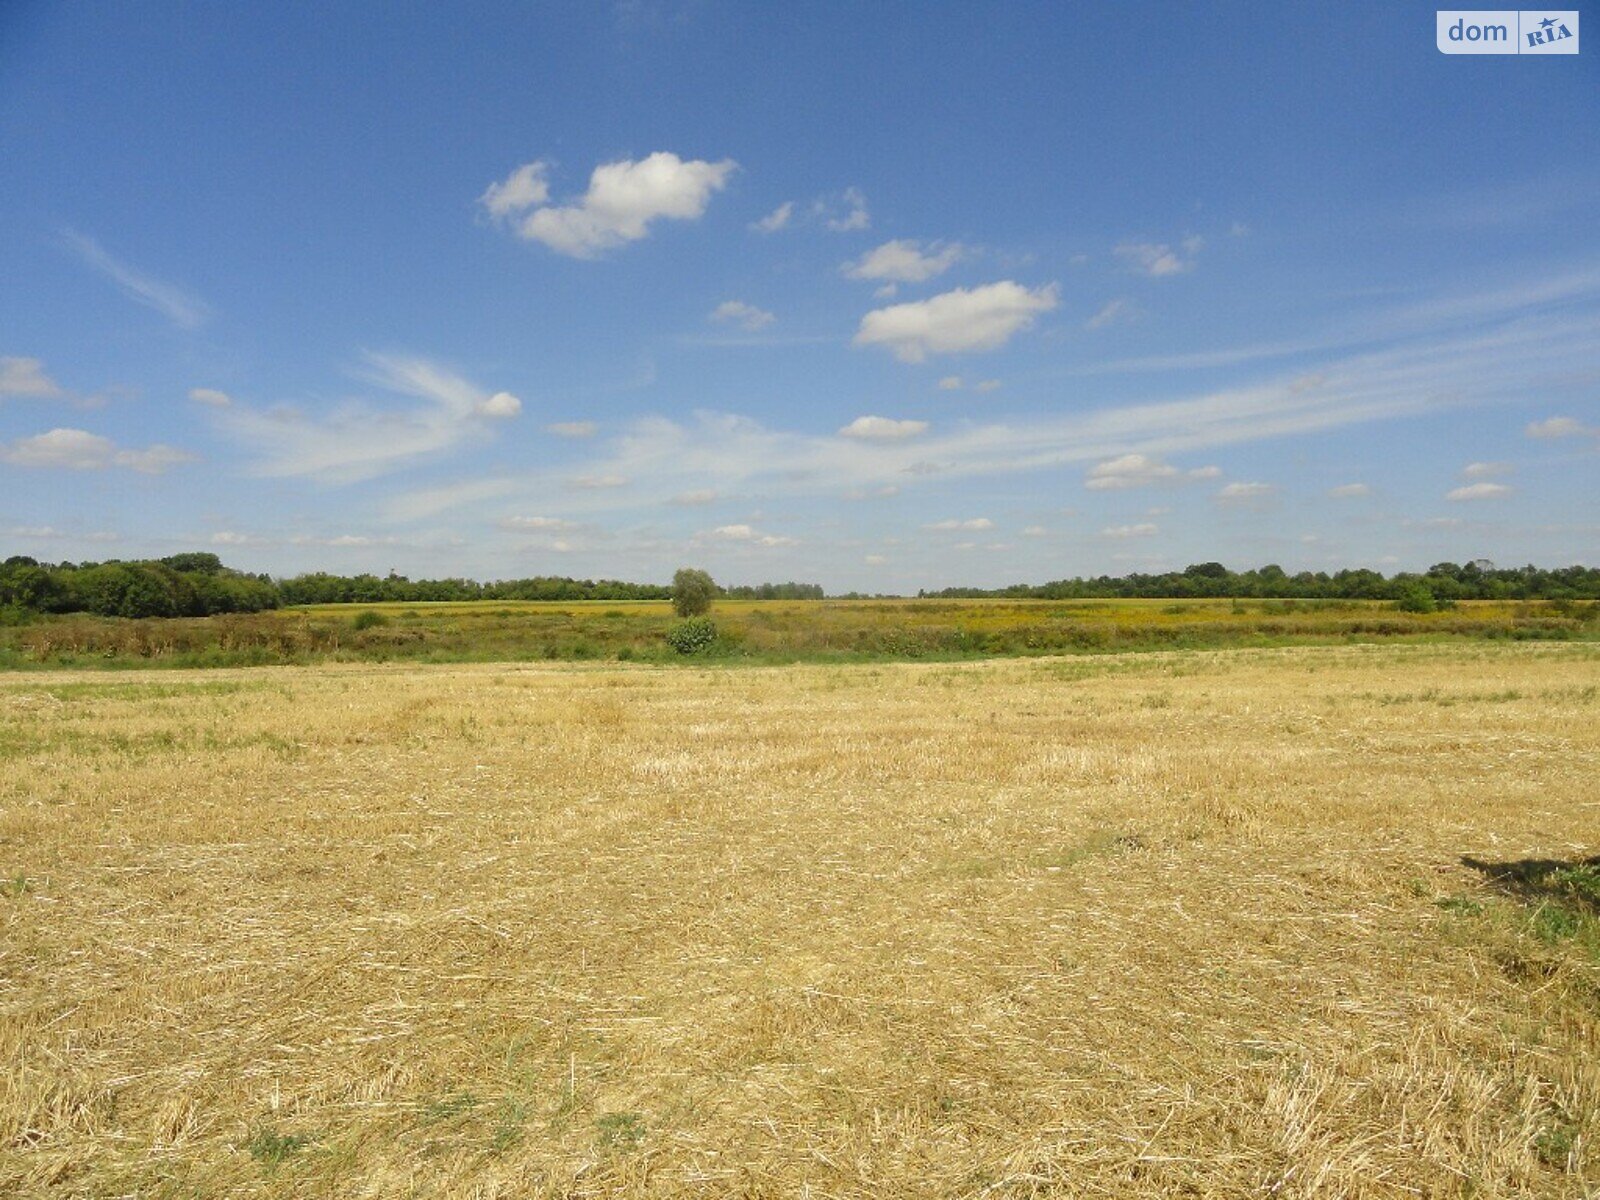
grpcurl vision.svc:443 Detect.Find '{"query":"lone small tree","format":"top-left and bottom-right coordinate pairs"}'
top-left (671, 567), bottom-right (717, 617)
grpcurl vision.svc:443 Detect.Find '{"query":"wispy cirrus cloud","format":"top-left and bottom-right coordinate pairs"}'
top-left (383, 299), bottom-right (1600, 527)
top-left (215, 353), bottom-right (521, 484)
top-left (63, 230), bottom-right (211, 328)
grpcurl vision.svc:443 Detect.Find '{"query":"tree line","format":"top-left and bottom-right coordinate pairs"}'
top-left (920, 561), bottom-right (1600, 602)
top-left (3, 553), bottom-right (1596, 622)
top-left (0, 553), bottom-right (824, 619)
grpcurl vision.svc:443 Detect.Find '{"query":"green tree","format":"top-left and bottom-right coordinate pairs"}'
top-left (671, 568), bottom-right (717, 617)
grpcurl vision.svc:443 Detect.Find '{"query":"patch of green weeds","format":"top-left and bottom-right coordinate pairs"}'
top-left (595, 1111), bottom-right (646, 1152)
top-left (1534, 1114), bottom-right (1579, 1170)
top-left (245, 1125), bottom-right (313, 1169)
top-left (420, 1091), bottom-right (479, 1123)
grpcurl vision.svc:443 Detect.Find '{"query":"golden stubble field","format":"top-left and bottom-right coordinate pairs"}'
top-left (1, 642), bottom-right (1596, 1197)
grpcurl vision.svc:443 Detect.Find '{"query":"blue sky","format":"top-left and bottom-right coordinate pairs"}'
top-left (2, 1), bottom-right (1596, 590)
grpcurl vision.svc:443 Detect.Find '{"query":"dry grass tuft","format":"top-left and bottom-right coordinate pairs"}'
top-left (1, 642), bottom-right (1596, 1196)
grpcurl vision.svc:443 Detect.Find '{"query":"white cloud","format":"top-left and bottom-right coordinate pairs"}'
top-left (476, 391), bottom-right (522, 418)
top-left (7, 525), bottom-right (118, 543)
top-left (572, 473), bottom-right (628, 489)
top-left (974, 379), bottom-right (1002, 393)
top-left (500, 515), bottom-right (576, 531)
top-left (864, 554), bottom-right (887, 565)
top-left (1021, 525), bottom-right (1049, 537)
top-left (709, 300), bottom-right (775, 331)
top-left (1217, 481), bottom-right (1275, 500)
top-left (1084, 453), bottom-right (1180, 489)
top-left (707, 523), bottom-right (797, 547)
top-left (63, 230), bottom-right (210, 328)
top-left (670, 488), bottom-right (718, 506)
top-left (844, 239), bottom-right (965, 284)
top-left (1102, 523), bottom-right (1158, 538)
top-left (1187, 465), bottom-right (1222, 479)
top-left (492, 152), bottom-right (736, 258)
top-left (1086, 298), bottom-right (1139, 330)
top-left (1461, 461), bottom-right (1511, 478)
top-left (1526, 415), bottom-right (1593, 439)
top-left (1230, 222), bottom-right (1251, 237)
top-left (480, 161), bottom-right (552, 217)
top-left (1, 357), bottom-right (64, 398)
top-left (386, 306), bottom-right (1599, 527)
top-left (1114, 239), bottom-right (1200, 278)
top-left (854, 281), bottom-right (1059, 363)
top-left (2, 427), bottom-right (195, 473)
top-left (189, 387), bottom-right (231, 407)
top-left (1446, 482), bottom-right (1512, 501)
top-left (823, 187), bottom-right (870, 232)
top-left (751, 201), bottom-right (794, 233)
top-left (1329, 482), bottom-right (1371, 497)
top-left (924, 517), bottom-right (993, 531)
top-left (217, 353), bottom-right (520, 483)
top-left (546, 421), bottom-right (597, 438)
top-left (937, 375), bottom-right (964, 391)
top-left (838, 415), bottom-right (929, 441)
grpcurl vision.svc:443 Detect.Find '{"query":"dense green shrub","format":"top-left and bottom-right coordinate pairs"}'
top-left (666, 616), bottom-right (717, 654)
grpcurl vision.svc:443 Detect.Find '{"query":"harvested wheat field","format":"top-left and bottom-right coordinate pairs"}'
top-left (2, 642), bottom-right (1597, 1198)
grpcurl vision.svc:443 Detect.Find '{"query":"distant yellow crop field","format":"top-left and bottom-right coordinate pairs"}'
top-left (2, 642), bottom-right (1596, 1195)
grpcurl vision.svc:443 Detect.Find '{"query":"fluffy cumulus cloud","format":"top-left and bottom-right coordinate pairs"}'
top-left (546, 421), bottom-right (597, 438)
top-left (482, 152), bottom-right (736, 258)
top-left (707, 523), bottom-right (797, 547)
top-left (1115, 236), bottom-right (1203, 278)
top-left (500, 515), bottom-right (575, 531)
top-left (189, 387), bottom-right (231, 407)
top-left (2, 427), bottom-right (195, 473)
top-left (709, 300), bottom-right (775, 331)
top-left (854, 281), bottom-right (1059, 363)
top-left (1084, 453), bottom-right (1214, 490)
top-left (477, 391), bottom-right (522, 418)
top-left (1461, 461), bottom-right (1511, 478)
top-left (822, 187), bottom-right (870, 232)
top-left (1526, 415), bottom-right (1594, 439)
top-left (750, 201), bottom-right (794, 233)
top-left (670, 488), bottom-right (718, 506)
top-left (844, 239), bottom-right (965, 284)
top-left (924, 517), bottom-right (993, 531)
top-left (0, 357), bottom-right (64, 398)
top-left (1446, 482), bottom-right (1512, 501)
top-left (837, 415), bottom-right (928, 441)
top-left (1217, 481), bottom-right (1275, 500)
top-left (1102, 523), bottom-right (1158, 538)
top-left (480, 161), bottom-right (551, 217)
top-left (1329, 482), bottom-right (1371, 497)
